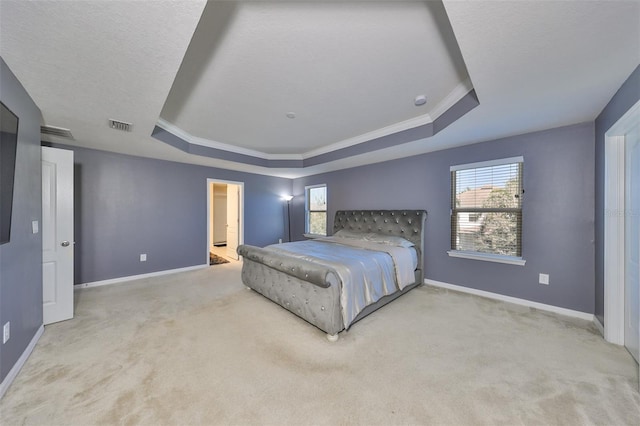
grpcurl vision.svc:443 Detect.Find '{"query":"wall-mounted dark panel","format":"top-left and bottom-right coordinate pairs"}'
top-left (0, 102), bottom-right (19, 245)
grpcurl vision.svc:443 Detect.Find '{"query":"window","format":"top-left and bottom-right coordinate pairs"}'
top-left (305, 184), bottom-right (327, 236)
top-left (449, 157), bottom-right (524, 264)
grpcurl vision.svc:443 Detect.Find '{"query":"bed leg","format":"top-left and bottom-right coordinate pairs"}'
top-left (326, 333), bottom-right (339, 342)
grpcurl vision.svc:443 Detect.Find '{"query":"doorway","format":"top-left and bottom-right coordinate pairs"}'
top-left (604, 99), bottom-right (640, 380)
top-left (207, 179), bottom-right (243, 263)
top-left (42, 146), bottom-right (74, 324)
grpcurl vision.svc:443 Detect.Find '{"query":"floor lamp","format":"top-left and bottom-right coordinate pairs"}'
top-left (283, 195), bottom-right (293, 242)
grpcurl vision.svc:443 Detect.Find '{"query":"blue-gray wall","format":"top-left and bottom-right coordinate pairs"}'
top-left (594, 64), bottom-right (640, 325)
top-left (0, 58), bottom-right (43, 383)
top-left (293, 122), bottom-right (596, 314)
top-left (48, 146), bottom-right (292, 284)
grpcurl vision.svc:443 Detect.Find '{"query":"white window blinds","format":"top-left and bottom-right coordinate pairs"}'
top-left (451, 157), bottom-right (523, 257)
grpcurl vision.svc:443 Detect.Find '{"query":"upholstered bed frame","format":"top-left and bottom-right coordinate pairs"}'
top-left (237, 210), bottom-right (427, 340)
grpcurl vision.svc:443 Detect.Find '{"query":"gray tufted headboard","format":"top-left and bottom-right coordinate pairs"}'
top-left (332, 210), bottom-right (428, 283)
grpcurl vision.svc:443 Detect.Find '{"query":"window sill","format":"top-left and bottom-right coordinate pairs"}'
top-left (447, 250), bottom-right (526, 266)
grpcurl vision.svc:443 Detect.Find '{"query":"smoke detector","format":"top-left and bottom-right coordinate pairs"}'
top-left (108, 119), bottom-right (132, 132)
top-left (414, 95), bottom-right (427, 106)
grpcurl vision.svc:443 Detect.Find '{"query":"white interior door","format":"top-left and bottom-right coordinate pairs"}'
top-left (625, 124), bottom-right (640, 364)
top-left (226, 184), bottom-right (239, 260)
top-left (42, 146), bottom-right (74, 324)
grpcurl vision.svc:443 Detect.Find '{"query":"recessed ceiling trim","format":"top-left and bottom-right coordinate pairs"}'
top-left (158, 78), bottom-right (474, 162)
top-left (301, 113), bottom-right (433, 159)
top-left (153, 89), bottom-right (479, 169)
top-left (158, 112), bottom-right (435, 162)
top-left (303, 79), bottom-right (473, 159)
top-left (152, 125), bottom-right (304, 168)
top-left (429, 79), bottom-right (474, 122)
top-left (156, 118), bottom-right (303, 161)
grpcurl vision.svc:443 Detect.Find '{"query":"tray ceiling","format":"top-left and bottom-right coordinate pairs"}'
top-left (0, 1), bottom-right (638, 178)
top-left (160, 1), bottom-right (472, 157)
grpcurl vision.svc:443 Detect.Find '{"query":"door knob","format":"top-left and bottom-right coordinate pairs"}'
top-left (61, 241), bottom-right (70, 247)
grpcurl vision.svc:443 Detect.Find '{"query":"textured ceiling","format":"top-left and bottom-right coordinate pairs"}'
top-left (0, 1), bottom-right (638, 178)
top-left (0, 0), bottom-right (207, 157)
top-left (160, 1), bottom-right (470, 156)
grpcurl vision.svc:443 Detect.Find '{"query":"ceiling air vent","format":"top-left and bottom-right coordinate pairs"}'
top-left (40, 125), bottom-right (74, 139)
top-left (108, 119), bottom-right (132, 132)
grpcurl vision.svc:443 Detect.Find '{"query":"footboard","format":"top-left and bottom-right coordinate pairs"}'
top-left (236, 209), bottom-right (427, 339)
top-left (237, 245), bottom-right (344, 335)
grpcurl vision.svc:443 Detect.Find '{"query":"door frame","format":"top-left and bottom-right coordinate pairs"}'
top-left (41, 146), bottom-right (74, 324)
top-left (604, 99), bottom-right (640, 345)
top-left (206, 178), bottom-right (244, 264)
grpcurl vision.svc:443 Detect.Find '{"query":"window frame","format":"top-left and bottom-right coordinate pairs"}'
top-left (304, 184), bottom-right (327, 237)
top-left (448, 157), bottom-right (526, 266)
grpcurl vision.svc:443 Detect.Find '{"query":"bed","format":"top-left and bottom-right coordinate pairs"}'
top-left (237, 209), bottom-right (427, 341)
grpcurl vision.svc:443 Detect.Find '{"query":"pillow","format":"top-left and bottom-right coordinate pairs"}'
top-left (333, 230), bottom-right (415, 248)
top-left (332, 229), bottom-right (364, 239)
top-left (363, 233), bottom-right (414, 248)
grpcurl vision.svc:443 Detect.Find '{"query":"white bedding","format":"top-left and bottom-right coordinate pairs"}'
top-left (320, 236), bottom-right (417, 288)
top-left (266, 237), bottom-right (417, 329)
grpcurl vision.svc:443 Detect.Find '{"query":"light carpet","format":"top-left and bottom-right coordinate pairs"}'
top-left (1, 262), bottom-right (639, 425)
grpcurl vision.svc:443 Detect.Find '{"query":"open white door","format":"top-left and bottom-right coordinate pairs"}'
top-left (226, 184), bottom-right (239, 260)
top-left (625, 123), bottom-right (640, 364)
top-left (42, 146), bottom-right (74, 324)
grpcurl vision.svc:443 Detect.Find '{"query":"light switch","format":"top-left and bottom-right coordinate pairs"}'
top-left (32, 220), bottom-right (39, 234)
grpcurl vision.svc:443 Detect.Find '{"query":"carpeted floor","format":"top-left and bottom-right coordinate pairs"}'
top-left (1, 262), bottom-right (639, 425)
top-left (209, 252), bottom-right (229, 265)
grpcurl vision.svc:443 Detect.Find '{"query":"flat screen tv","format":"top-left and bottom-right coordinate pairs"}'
top-left (0, 101), bottom-right (19, 245)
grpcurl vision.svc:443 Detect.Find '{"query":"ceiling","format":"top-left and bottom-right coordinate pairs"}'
top-left (0, 1), bottom-right (638, 179)
top-left (160, 1), bottom-right (471, 157)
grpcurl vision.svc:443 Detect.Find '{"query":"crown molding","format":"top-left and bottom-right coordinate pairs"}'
top-left (429, 78), bottom-right (475, 121)
top-left (156, 80), bottom-right (474, 162)
top-left (155, 118), bottom-right (303, 161)
top-left (301, 113), bottom-right (433, 159)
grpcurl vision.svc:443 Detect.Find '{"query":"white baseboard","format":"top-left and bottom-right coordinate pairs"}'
top-left (75, 264), bottom-right (208, 289)
top-left (0, 324), bottom-right (44, 400)
top-left (425, 279), bottom-right (594, 321)
top-left (593, 316), bottom-right (605, 336)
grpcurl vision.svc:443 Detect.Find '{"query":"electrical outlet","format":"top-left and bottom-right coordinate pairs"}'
top-left (539, 273), bottom-right (549, 285)
top-left (3, 322), bottom-right (10, 344)
top-left (140, 254), bottom-right (147, 262)
top-left (278, 238), bottom-right (283, 244)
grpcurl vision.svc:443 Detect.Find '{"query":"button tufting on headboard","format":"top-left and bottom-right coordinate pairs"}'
top-left (332, 210), bottom-right (427, 277)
